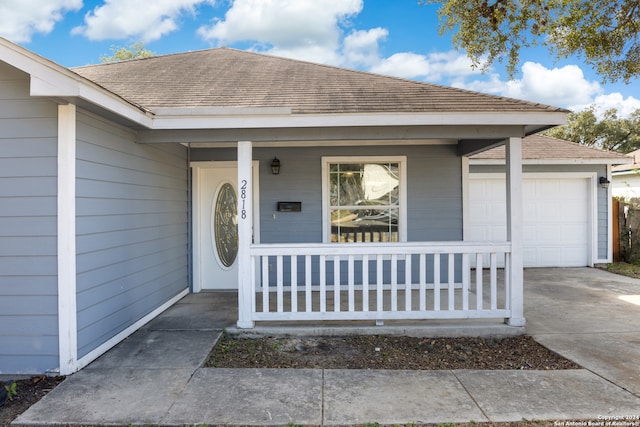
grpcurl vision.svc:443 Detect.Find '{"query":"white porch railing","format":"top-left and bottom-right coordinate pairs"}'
top-left (243, 242), bottom-right (511, 324)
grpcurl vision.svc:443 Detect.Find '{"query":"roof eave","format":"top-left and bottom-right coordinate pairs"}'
top-left (0, 38), bottom-right (568, 133)
top-left (470, 158), bottom-right (634, 166)
top-left (0, 38), bottom-right (153, 128)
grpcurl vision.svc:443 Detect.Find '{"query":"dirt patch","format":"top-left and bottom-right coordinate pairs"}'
top-left (206, 334), bottom-right (580, 370)
top-left (0, 375), bottom-right (65, 426)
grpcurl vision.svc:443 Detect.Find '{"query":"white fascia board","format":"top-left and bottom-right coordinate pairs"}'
top-left (470, 158), bottom-right (633, 166)
top-left (75, 83), bottom-right (152, 126)
top-left (150, 111), bottom-right (567, 130)
top-left (185, 139), bottom-right (458, 148)
top-left (0, 38), bottom-right (153, 127)
top-left (30, 75), bottom-right (153, 127)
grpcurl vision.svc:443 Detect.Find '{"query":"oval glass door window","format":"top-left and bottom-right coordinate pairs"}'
top-left (212, 182), bottom-right (238, 268)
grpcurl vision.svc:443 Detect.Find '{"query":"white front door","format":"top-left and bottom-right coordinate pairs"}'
top-left (192, 161), bottom-right (259, 290)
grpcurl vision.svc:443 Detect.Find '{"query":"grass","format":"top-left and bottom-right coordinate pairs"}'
top-left (603, 261), bottom-right (640, 279)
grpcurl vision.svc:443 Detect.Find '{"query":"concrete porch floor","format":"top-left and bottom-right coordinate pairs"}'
top-left (14, 267), bottom-right (640, 426)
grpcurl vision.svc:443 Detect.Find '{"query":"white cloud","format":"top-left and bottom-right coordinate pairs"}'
top-left (343, 27), bottom-right (388, 67)
top-left (569, 93), bottom-right (640, 117)
top-left (198, 0), bottom-right (363, 64)
top-left (0, 0), bottom-right (82, 43)
top-left (370, 50), bottom-right (479, 81)
top-left (455, 61), bottom-right (640, 117)
top-left (194, 0), bottom-right (478, 82)
top-left (73, 0), bottom-right (214, 41)
top-left (461, 62), bottom-right (602, 107)
top-left (371, 52), bottom-right (430, 79)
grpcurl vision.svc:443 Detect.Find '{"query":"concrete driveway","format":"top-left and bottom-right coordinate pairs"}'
top-left (524, 267), bottom-right (640, 397)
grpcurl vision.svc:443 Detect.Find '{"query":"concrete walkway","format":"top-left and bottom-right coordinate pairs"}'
top-left (14, 268), bottom-right (640, 426)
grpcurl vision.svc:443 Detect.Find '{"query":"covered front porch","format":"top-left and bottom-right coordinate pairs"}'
top-left (233, 138), bottom-right (526, 329)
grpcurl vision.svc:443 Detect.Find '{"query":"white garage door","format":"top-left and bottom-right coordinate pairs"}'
top-left (468, 175), bottom-right (590, 267)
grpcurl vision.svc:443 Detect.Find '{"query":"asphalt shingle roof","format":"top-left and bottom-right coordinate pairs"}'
top-left (471, 134), bottom-right (630, 162)
top-left (613, 149), bottom-right (640, 171)
top-left (72, 47), bottom-right (567, 115)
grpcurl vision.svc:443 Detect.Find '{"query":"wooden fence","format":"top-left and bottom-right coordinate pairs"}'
top-left (614, 197), bottom-right (640, 262)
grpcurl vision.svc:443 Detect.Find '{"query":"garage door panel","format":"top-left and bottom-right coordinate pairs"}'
top-left (488, 203), bottom-right (506, 218)
top-left (469, 176), bottom-right (590, 267)
top-left (534, 203), bottom-right (562, 220)
top-left (523, 207), bottom-right (537, 221)
top-left (523, 225), bottom-right (537, 242)
top-left (560, 203), bottom-right (587, 219)
top-left (536, 225), bottom-right (566, 243)
top-left (536, 180), bottom-right (563, 199)
top-left (536, 248), bottom-right (564, 266)
top-left (561, 179), bottom-right (588, 195)
top-left (470, 225), bottom-right (506, 241)
top-left (562, 226), bottom-right (588, 245)
top-left (563, 248), bottom-right (589, 265)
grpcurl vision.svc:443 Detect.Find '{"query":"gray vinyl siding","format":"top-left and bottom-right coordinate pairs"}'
top-left (75, 112), bottom-right (188, 359)
top-left (191, 144), bottom-right (462, 244)
top-left (0, 62), bottom-right (59, 374)
top-left (470, 163), bottom-right (609, 259)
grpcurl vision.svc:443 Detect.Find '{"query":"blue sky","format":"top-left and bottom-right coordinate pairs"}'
top-left (1, 0), bottom-right (638, 116)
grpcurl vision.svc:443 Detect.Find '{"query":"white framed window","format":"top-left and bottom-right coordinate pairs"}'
top-left (322, 156), bottom-right (407, 243)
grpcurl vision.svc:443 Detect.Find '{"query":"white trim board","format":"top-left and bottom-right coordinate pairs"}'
top-left (57, 104), bottom-right (77, 376)
top-left (321, 156), bottom-right (407, 244)
top-left (152, 111), bottom-right (566, 130)
top-left (73, 289), bottom-right (188, 373)
top-left (184, 139), bottom-right (458, 148)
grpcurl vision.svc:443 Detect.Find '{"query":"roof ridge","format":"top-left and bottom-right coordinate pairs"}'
top-left (72, 46), bottom-right (232, 70)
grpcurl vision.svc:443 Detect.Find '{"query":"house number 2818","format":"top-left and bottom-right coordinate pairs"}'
top-left (240, 179), bottom-right (247, 219)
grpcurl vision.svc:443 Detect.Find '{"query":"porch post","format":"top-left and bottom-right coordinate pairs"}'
top-left (58, 103), bottom-right (78, 374)
top-left (237, 141), bottom-right (255, 328)
top-left (505, 136), bottom-right (525, 326)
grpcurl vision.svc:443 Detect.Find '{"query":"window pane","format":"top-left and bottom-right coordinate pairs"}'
top-left (327, 160), bottom-right (401, 243)
top-left (329, 163), bottom-right (399, 207)
top-left (362, 163), bottom-right (398, 205)
top-left (334, 164), bottom-right (365, 206)
top-left (330, 208), bottom-right (399, 243)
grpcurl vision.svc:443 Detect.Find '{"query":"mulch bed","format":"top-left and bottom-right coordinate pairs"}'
top-left (0, 375), bottom-right (65, 426)
top-left (206, 333), bottom-right (581, 370)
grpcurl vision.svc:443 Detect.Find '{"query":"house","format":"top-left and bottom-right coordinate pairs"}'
top-left (612, 149), bottom-right (640, 200)
top-left (469, 134), bottom-right (630, 267)
top-left (1, 37), bottom-right (579, 376)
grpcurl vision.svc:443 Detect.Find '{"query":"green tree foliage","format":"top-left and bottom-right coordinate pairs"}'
top-left (425, 0), bottom-right (640, 83)
top-left (544, 107), bottom-right (640, 153)
top-left (100, 42), bottom-right (154, 63)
